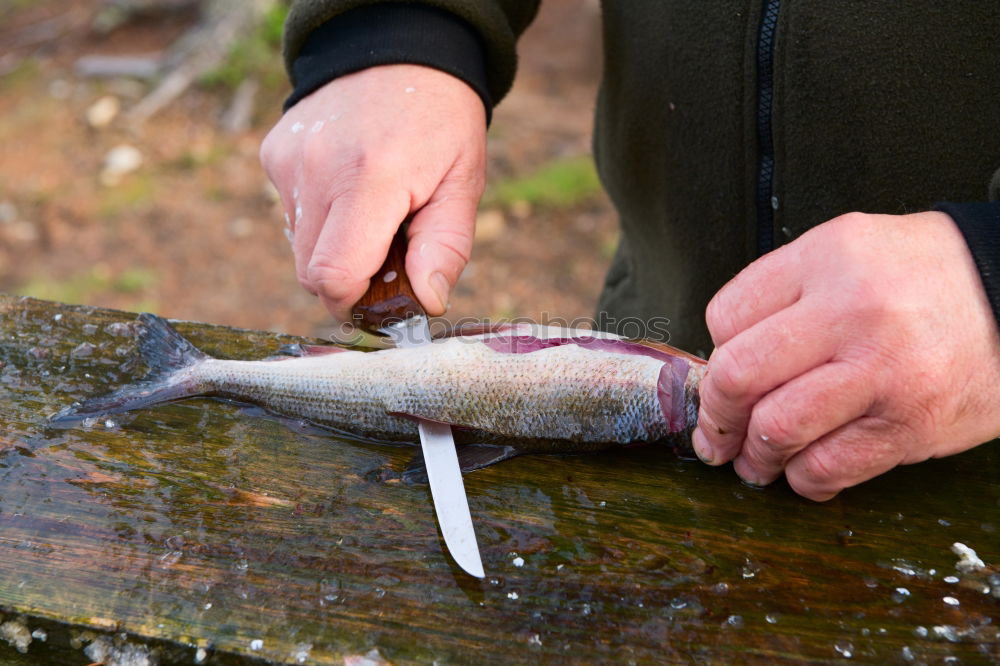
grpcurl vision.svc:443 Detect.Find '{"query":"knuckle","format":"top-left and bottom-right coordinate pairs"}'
top-left (708, 345), bottom-right (756, 401)
top-left (295, 261), bottom-right (318, 295)
top-left (739, 441), bottom-right (780, 476)
top-left (305, 255), bottom-right (355, 290)
top-left (828, 211), bottom-right (870, 232)
top-left (795, 446), bottom-right (841, 490)
top-left (258, 134), bottom-right (274, 167)
top-left (296, 273), bottom-right (316, 294)
top-left (704, 293), bottom-right (735, 340)
top-left (259, 131), bottom-right (289, 179)
top-left (752, 405), bottom-right (805, 454)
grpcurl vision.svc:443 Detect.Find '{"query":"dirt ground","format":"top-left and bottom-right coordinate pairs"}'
top-left (0, 0), bottom-right (617, 339)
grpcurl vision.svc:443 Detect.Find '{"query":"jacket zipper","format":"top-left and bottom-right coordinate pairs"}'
top-left (755, 0), bottom-right (780, 256)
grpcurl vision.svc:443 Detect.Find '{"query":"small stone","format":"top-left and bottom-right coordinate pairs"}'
top-left (476, 209), bottom-right (506, 242)
top-left (510, 199), bottom-right (532, 219)
top-left (101, 144), bottom-right (143, 186)
top-left (228, 217), bottom-right (254, 238)
top-left (70, 342), bottom-right (97, 359)
top-left (4, 221), bottom-right (38, 243)
top-left (0, 201), bottom-right (17, 224)
top-left (48, 79), bottom-right (72, 99)
top-left (104, 322), bottom-right (132, 337)
top-left (85, 95), bottom-right (121, 128)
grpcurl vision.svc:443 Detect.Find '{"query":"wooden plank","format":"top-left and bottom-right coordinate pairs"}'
top-left (0, 294), bottom-right (997, 664)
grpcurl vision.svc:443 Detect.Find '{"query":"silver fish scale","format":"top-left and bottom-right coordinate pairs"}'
top-left (194, 339), bottom-right (669, 444)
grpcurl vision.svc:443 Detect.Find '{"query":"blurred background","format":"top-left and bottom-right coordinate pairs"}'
top-left (0, 0), bottom-right (617, 338)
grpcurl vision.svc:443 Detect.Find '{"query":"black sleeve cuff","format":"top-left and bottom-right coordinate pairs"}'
top-left (934, 201), bottom-right (1000, 328)
top-left (284, 3), bottom-right (492, 123)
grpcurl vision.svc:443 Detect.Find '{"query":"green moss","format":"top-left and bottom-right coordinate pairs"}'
top-left (205, 185), bottom-right (230, 202)
top-left (113, 268), bottom-right (158, 293)
top-left (2, 0), bottom-right (47, 9)
top-left (18, 266), bottom-right (159, 305)
top-left (97, 176), bottom-right (156, 218)
top-left (0, 58), bottom-right (39, 94)
top-left (166, 146), bottom-right (223, 171)
top-left (600, 231), bottom-right (620, 260)
top-left (484, 156), bottom-right (603, 210)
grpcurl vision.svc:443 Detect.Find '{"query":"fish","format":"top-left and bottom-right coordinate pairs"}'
top-left (52, 314), bottom-right (706, 475)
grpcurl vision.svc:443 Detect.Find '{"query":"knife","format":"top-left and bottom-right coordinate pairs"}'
top-left (352, 222), bottom-right (485, 579)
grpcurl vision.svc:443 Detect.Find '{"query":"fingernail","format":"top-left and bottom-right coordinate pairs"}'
top-left (692, 427), bottom-right (714, 464)
top-left (428, 272), bottom-right (450, 313)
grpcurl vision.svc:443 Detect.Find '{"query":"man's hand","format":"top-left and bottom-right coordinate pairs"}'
top-left (693, 211), bottom-right (1000, 500)
top-left (259, 64), bottom-right (487, 321)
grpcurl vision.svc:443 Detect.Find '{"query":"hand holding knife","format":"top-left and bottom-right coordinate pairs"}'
top-left (352, 222), bottom-right (485, 579)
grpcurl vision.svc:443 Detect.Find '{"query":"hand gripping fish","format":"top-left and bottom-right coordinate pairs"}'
top-left (53, 314), bottom-right (706, 473)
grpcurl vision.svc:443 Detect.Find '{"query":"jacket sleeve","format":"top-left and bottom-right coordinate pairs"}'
top-left (934, 201), bottom-right (1000, 332)
top-left (282, 0), bottom-right (540, 117)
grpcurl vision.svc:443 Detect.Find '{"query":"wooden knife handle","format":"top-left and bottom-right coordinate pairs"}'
top-left (352, 221), bottom-right (426, 333)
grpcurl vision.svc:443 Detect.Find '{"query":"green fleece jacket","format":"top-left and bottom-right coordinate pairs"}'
top-left (283, 1), bottom-right (1000, 353)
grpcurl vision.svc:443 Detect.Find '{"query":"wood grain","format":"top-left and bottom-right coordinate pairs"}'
top-left (351, 223), bottom-right (424, 333)
top-left (0, 295), bottom-right (997, 664)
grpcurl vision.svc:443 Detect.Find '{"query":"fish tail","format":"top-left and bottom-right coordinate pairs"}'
top-left (51, 313), bottom-right (209, 423)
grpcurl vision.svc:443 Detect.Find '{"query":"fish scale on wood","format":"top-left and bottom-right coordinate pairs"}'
top-left (53, 314), bottom-right (706, 466)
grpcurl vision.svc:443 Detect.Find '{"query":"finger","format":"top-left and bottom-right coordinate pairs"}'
top-left (731, 360), bottom-right (877, 486)
top-left (784, 418), bottom-right (909, 501)
top-left (405, 175), bottom-right (480, 315)
top-left (705, 243), bottom-right (804, 347)
top-left (694, 298), bottom-right (843, 465)
top-left (303, 176), bottom-right (411, 321)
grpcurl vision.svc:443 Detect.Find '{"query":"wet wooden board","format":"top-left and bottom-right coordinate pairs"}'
top-left (0, 294), bottom-right (997, 664)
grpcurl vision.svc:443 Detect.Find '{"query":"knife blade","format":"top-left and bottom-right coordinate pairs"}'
top-left (352, 223), bottom-right (485, 579)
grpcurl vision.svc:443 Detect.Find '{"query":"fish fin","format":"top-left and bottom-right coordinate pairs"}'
top-left (457, 443), bottom-right (521, 471)
top-left (136, 312), bottom-right (208, 374)
top-left (275, 343), bottom-right (350, 358)
top-left (51, 313), bottom-right (208, 423)
top-left (403, 444), bottom-right (521, 484)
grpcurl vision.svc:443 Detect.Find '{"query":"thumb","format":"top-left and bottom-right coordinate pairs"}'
top-left (405, 181), bottom-right (480, 316)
